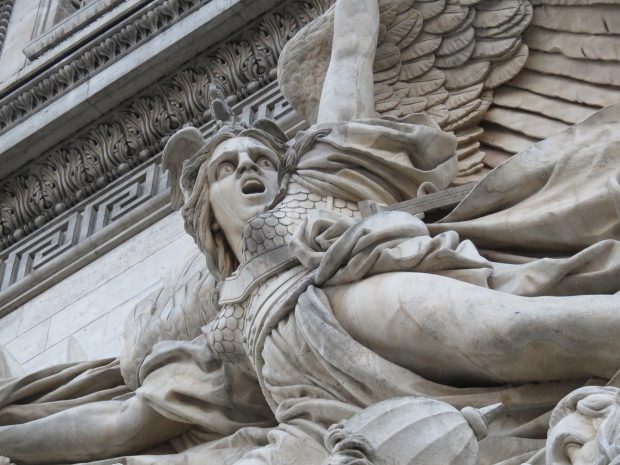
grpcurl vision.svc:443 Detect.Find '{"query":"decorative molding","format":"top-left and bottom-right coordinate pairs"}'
top-left (0, 0), bottom-right (15, 56)
top-left (0, 80), bottom-right (301, 315)
top-left (0, 0), bottom-right (331, 252)
top-left (0, 0), bottom-right (208, 132)
top-left (24, 0), bottom-right (126, 61)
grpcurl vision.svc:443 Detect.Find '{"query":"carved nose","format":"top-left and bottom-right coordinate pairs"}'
top-left (236, 153), bottom-right (258, 175)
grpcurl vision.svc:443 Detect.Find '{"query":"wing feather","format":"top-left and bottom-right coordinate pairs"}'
top-left (472, 37), bottom-right (521, 59)
top-left (445, 83), bottom-right (484, 109)
top-left (437, 27), bottom-right (475, 56)
top-left (473, 0), bottom-right (522, 28)
top-left (400, 54), bottom-right (436, 80)
top-left (443, 62), bottom-right (491, 89)
top-left (415, 0), bottom-right (447, 20)
top-left (509, 69), bottom-right (620, 107)
top-left (435, 40), bottom-right (475, 67)
top-left (400, 32), bottom-right (443, 60)
top-left (424, 88), bottom-right (450, 106)
top-left (476, 2), bottom-right (529, 37)
top-left (525, 26), bottom-right (620, 60)
top-left (388, 9), bottom-right (423, 44)
top-left (424, 2), bottom-right (470, 34)
top-left (483, 44), bottom-right (528, 88)
top-left (279, 0), bottom-right (620, 188)
top-left (478, 0), bottom-right (620, 176)
top-left (374, 43), bottom-right (402, 72)
top-left (406, 68), bottom-right (446, 94)
top-left (530, 4), bottom-right (620, 34)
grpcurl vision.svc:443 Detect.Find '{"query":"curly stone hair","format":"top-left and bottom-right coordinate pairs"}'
top-left (179, 123), bottom-right (288, 282)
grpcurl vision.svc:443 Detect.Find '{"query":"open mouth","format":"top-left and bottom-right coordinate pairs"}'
top-left (241, 178), bottom-right (266, 195)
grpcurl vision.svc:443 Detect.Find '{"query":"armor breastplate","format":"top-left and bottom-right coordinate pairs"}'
top-left (206, 180), bottom-right (360, 367)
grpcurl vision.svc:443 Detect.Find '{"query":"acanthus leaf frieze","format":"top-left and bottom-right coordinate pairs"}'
top-left (0, 0), bottom-right (204, 133)
top-left (0, 0), bottom-right (333, 251)
top-left (0, 80), bottom-right (300, 314)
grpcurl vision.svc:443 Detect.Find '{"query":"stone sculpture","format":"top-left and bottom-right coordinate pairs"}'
top-left (547, 387), bottom-right (620, 465)
top-left (0, 0), bottom-right (619, 464)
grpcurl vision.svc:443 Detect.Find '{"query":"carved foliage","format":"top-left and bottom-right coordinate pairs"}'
top-left (0, 84), bottom-right (293, 296)
top-left (0, 0), bottom-right (14, 56)
top-left (0, 0), bottom-right (331, 251)
top-left (0, 0), bottom-right (203, 133)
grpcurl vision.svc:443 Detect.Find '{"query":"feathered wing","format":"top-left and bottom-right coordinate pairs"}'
top-left (479, 0), bottom-right (620, 171)
top-left (280, 0), bottom-right (620, 186)
top-left (120, 250), bottom-right (217, 389)
top-left (373, 0), bottom-right (534, 184)
top-left (279, 0), bottom-right (533, 184)
top-left (277, 4), bottom-right (334, 125)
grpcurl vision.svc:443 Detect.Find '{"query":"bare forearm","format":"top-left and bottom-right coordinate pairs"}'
top-left (317, 0), bottom-right (379, 123)
top-left (0, 396), bottom-right (189, 464)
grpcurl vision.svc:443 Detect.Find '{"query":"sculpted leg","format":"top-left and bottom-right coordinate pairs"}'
top-left (317, 0), bottom-right (379, 124)
top-left (0, 395), bottom-right (190, 464)
top-left (325, 272), bottom-right (620, 386)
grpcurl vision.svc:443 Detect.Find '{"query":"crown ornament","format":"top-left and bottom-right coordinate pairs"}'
top-left (208, 85), bottom-right (234, 127)
top-left (162, 83), bottom-right (288, 210)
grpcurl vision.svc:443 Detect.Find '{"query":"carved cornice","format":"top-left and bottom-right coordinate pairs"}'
top-left (0, 0), bottom-right (207, 132)
top-left (0, 0), bottom-right (15, 55)
top-left (0, 0), bottom-right (332, 251)
top-left (0, 81), bottom-right (301, 315)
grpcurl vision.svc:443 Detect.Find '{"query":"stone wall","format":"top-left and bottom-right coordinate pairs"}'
top-left (0, 211), bottom-right (199, 373)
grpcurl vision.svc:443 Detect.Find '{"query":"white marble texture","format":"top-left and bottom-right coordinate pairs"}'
top-left (0, 210), bottom-right (198, 373)
top-left (0, 1), bottom-right (619, 465)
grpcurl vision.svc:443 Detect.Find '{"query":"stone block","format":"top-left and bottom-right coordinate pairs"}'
top-left (15, 211), bottom-right (185, 336)
top-left (0, 306), bottom-right (23, 346)
top-left (22, 338), bottom-right (70, 374)
top-left (6, 319), bottom-right (51, 364)
top-left (89, 334), bottom-right (125, 361)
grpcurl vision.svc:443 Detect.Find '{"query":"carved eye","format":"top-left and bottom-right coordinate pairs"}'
top-left (216, 162), bottom-right (235, 180)
top-left (257, 157), bottom-right (275, 170)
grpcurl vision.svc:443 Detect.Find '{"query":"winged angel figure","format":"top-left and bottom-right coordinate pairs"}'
top-left (0, 1), bottom-right (620, 465)
top-left (279, 0), bottom-right (534, 184)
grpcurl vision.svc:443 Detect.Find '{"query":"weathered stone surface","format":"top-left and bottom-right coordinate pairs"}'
top-left (525, 50), bottom-right (620, 86)
top-left (531, 4), bottom-right (620, 34)
top-left (509, 69), bottom-right (620, 107)
top-left (525, 26), bottom-right (620, 60)
top-left (0, 1), bottom-right (620, 465)
top-left (493, 87), bottom-right (594, 125)
top-left (0, 0), bottom-right (328, 256)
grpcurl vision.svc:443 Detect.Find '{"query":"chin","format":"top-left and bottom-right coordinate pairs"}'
top-left (238, 196), bottom-right (271, 220)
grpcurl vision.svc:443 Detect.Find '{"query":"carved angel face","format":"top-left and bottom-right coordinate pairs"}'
top-left (207, 137), bottom-right (279, 258)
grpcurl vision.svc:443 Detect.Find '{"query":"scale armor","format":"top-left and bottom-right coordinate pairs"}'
top-left (205, 177), bottom-right (361, 368)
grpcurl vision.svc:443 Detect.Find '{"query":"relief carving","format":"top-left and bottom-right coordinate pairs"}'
top-left (0, 0), bottom-right (14, 56)
top-left (0, 1), bottom-right (619, 464)
top-left (0, 0), bottom-right (332, 250)
top-left (0, 0), bottom-right (206, 133)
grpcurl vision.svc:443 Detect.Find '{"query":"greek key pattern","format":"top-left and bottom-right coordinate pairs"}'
top-left (0, 81), bottom-right (299, 302)
top-left (0, 0), bottom-right (331, 253)
top-left (0, 160), bottom-right (167, 293)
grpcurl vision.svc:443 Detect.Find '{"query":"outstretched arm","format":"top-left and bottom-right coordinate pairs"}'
top-left (0, 396), bottom-right (189, 464)
top-left (317, 0), bottom-right (380, 124)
